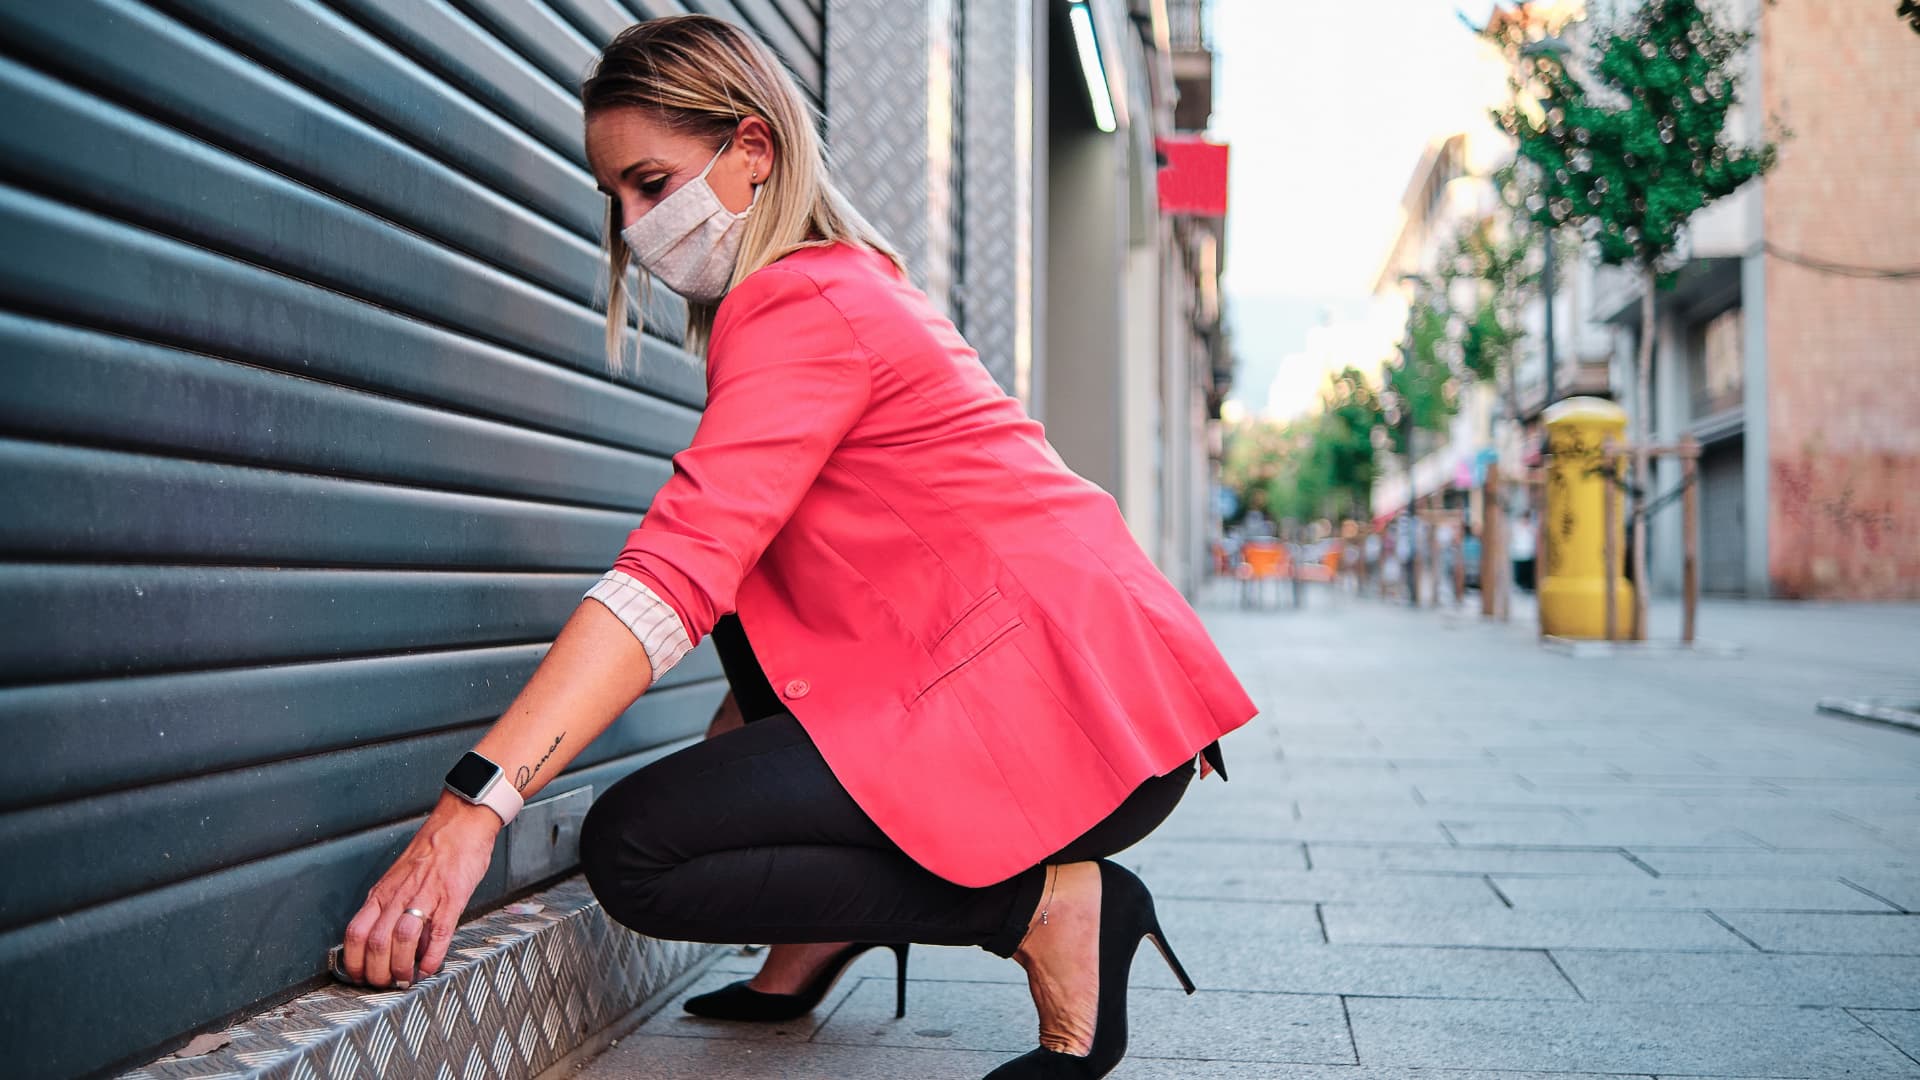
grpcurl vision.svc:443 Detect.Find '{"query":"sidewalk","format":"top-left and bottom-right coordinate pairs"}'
top-left (574, 588), bottom-right (1920, 1079)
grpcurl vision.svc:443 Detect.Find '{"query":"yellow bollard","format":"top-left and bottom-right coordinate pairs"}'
top-left (1538, 397), bottom-right (1634, 639)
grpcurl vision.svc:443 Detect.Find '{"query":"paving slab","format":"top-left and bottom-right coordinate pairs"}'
top-left (1719, 815), bottom-right (1911, 851)
top-left (1438, 818), bottom-right (1770, 849)
top-left (1345, 997), bottom-right (1920, 1076)
top-left (582, 1033), bottom-right (1010, 1078)
top-left (1305, 843), bottom-right (1649, 877)
top-left (898, 924), bottom-right (1581, 999)
top-left (1489, 875), bottom-right (1899, 912)
top-left (1627, 850), bottom-right (1920, 878)
top-left (813, 978), bottom-right (1356, 1066)
top-left (1118, 836), bottom-right (1309, 871)
top-left (1293, 799), bottom-right (1583, 823)
top-left (1320, 904), bottom-right (1754, 951)
top-left (1153, 897), bottom-right (1327, 947)
top-left (1147, 867), bottom-right (1509, 907)
top-left (1551, 949), bottom-right (1920, 1006)
top-left (1841, 872), bottom-right (1920, 911)
top-left (1714, 911), bottom-right (1920, 954)
top-left (1850, 1008), bottom-right (1920, 1062)
top-left (1152, 814), bottom-right (1454, 844)
top-left (1154, 941), bottom-right (1579, 1000)
top-left (1113, 1065), bottom-right (1651, 1079)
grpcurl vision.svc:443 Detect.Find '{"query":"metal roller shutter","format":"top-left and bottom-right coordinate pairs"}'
top-left (0, 1), bottom-right (825, 1074)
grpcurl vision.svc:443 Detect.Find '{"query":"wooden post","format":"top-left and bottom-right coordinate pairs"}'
top-left (1408, 510), bottom-right (1421, 608)
top-left (1495, 472), bottom-right (1511, 621)
top-left (1481, 470), bottom-right (1500, 618)
top-left (1453, 519), bottom-right (1467, 607)
top-left (1601, 441), bottom-right (1619, 643)
top-left (1681, 435), bottom-right (1700, 645)
top-left (1425, 516), bottom-right (1440, 608)
top-left (1532, 468), bottom-right (1548, 639)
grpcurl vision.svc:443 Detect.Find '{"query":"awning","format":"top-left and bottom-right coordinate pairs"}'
top-left (1156, 135), bottom-right (1229, 217)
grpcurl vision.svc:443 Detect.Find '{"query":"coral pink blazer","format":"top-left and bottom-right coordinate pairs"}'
top-left (610, 241), bottom-right (1257, 887)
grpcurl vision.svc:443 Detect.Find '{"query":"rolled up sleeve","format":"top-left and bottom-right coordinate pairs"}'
top-left (582, 569), bottom-right (695, 679)
top-left (601, 267), bottom-right (872, 652)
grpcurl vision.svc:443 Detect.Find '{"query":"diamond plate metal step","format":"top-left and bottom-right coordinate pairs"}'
top-left (117, 877), bottom-right (716, 1080)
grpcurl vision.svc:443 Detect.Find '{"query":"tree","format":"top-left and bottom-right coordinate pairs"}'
top-left (1493, 0), bottom-right (1778, 638)
top-left (1384, 290), bottom-right (1457, 461)
top-left (1443, 170), bottom-right (1534, 399)
top-left (1222, 368), bottom-right (1387, 529)
top-left (1219, 419), bottom-right (1293, 524)
top-left (1314, 367), bottom-right (1386, 522)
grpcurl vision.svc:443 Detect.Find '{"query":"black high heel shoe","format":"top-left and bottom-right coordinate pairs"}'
top-left (683, 941), bottom-right (910, 1021)
top-left (984, 859), bottom-right (1195, 1078)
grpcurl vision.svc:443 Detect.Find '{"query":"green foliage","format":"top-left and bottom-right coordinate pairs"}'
top-left (1220, 367), bottom-right (1387, 525)
top-left (1445, 210), bottom-right (1531, 385)
top-left (1460, 296), bottom-right (1509, 383)
top-left (1384, 295), bottom-right (1457, 457)
top-left (1219, 420), bottom-right (1294, 512)
top-left (1490, 0), bottom-right (1779, 281)
top-left (1312, 367), bottom-right (1385, 520)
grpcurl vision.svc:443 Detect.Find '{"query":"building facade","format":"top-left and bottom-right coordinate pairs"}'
top-left (1578, 0), bottom-right (1920, 599)
top-left (1377, 0), bottom-right (1918, 601)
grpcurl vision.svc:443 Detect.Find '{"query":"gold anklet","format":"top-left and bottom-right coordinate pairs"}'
top-left (1038, 865), bottom-right (1058, 926)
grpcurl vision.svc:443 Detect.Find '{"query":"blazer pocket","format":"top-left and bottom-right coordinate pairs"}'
top-left (912, 617), bottom-right (1025, 703)
top-left (914, 588), bottom-right (1026, 702)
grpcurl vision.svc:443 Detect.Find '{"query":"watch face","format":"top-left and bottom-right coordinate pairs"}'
top-left (445, 751), bottom-right (499, 800)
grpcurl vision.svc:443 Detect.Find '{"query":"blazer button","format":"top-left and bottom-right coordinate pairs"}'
top-left (783, 678), bottom-right (810, 699)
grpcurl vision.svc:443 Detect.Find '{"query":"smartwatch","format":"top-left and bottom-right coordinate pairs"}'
top-left (443, 750), bottom-right (524, 826)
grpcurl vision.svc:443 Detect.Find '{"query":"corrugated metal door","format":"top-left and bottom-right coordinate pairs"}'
top-left (0, 1), bottom-right (824, 1075)
top-left (1699, 435), bottom-right (1747, 596)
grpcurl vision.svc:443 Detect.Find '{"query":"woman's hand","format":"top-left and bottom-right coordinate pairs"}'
top-left (339, 794), bottom-right (502, 989)
top-left (334, 597), bottom-right (657, 987)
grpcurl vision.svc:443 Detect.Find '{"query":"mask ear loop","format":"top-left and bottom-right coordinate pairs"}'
top-left (698, 136), bottom-right (757, 214)
top-left (697, 137), bottom-right (732, 181)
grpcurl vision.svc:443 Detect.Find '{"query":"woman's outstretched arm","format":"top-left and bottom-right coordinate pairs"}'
top-left (339, 598), bottom-right (655, 989)
top-left (469, 598), bottom-right (657, 806)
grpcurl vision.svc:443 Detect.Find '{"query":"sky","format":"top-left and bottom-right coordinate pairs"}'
top-left (1208, 0), bottom-right (1513, 422)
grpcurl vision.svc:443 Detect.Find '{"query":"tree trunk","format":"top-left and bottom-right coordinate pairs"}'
top-left (1633, 271), bottom-right (1655, 641)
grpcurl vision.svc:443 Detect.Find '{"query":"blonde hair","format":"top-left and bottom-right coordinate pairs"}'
top-left (583, 15), bottom-right (905, 373)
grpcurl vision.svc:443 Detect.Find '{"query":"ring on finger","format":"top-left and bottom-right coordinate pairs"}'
top-left (395, 907), bottom-right (429, 988)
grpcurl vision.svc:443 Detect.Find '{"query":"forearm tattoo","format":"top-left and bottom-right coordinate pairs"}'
top-left (516, 733), bottom-right (565, 792)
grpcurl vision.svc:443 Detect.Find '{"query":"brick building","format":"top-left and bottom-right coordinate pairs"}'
top-left (1585, 0), bottom-right (1920, 599)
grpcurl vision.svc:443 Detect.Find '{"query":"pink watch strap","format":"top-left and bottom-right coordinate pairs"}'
top-left (479, 774), bottom-right (524, 826)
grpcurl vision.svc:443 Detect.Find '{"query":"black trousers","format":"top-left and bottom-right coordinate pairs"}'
top-left (578, 614), bottom-right (1196, 958)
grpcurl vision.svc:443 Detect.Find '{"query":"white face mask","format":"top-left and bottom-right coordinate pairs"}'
top-left (620, 138), bottom-right (758, 304)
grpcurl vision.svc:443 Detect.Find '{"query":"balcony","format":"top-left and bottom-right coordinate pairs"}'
top-left (1165, 0), bottom-right (1214, 131)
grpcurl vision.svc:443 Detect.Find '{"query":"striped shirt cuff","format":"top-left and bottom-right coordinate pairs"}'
top-left (582, 569), bottom-right (694, 681)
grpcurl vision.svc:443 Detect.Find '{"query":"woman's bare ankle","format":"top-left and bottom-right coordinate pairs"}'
top-left (1013, 863), bottom-right (1100, 962)
top-left (745, 941), bottom-right (855, 995)
top-left (1011, 862), bottom-right (1102, 1056)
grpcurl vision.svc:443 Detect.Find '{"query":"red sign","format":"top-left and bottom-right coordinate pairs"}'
top-left (1156, 136), bottom-right (1229, 217)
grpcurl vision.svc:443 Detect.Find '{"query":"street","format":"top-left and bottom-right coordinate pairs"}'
top-left (578, 588), bottom-right (1920, 1078)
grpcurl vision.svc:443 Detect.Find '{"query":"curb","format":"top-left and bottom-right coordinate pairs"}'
top-left (1818, 697), bottom-right (1920, 735)
top-left (1541, 635), bottom-right (1743, 659)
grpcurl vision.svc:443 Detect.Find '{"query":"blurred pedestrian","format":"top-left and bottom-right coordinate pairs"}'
top-left (1511, 509), bottom-right (1538, 592)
